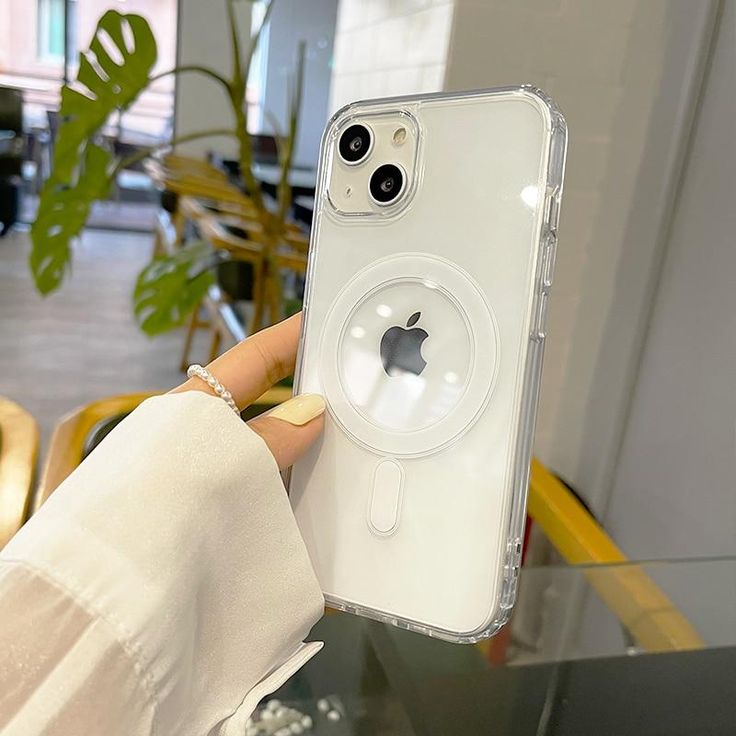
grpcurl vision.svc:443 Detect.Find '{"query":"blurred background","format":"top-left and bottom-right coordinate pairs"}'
top-left (1, 1), bottom-right (735, 732)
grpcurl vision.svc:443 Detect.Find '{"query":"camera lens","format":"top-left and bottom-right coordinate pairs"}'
top-left (369, 164), bottom-right (405, 205)
top-left (338, 124), bottom-right (372, 164)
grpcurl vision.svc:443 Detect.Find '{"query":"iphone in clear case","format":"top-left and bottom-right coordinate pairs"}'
top-left (289, 87), bottom-right (567, 642)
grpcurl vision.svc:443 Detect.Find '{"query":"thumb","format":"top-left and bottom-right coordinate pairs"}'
top-left (248, 394), bottom-right (326, 470)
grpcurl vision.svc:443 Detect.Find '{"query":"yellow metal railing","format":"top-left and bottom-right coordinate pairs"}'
top-left (528, 458), bottom-right (704, 652)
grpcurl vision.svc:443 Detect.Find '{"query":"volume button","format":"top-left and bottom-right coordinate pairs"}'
top-left (542, 236), bottom-right (557, 292)
top-left (544, 189), bottom-right (561, 234)
top-left (548, 196), bottom-right (560, 233)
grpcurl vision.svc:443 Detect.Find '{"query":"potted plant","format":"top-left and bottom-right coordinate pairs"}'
top-left (29, 0), bottom-right (305, 336)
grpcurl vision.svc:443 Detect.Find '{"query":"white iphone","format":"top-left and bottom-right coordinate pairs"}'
top-left (289, 87), bottom-right (567, 642)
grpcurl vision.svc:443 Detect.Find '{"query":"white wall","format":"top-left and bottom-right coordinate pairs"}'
top-left (174, 0), bottom-right (252, 158)
top-left (259, 0), bottom-right (338, 168)
top-left (546, 1), bottom-right (719, 512)
top-left (443, 0), bottom-right (718, 511)
top-left (328, 0), bottom-right (454, 113)
top-left (328, 0), bottom-right (718, 512)
top-left (605, 1), bottom-right (736, 559)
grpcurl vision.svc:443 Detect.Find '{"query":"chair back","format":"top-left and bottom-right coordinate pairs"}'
top-left (35, 393), bottom-right (156, 510)
top-left (34, 388), bottom-right (292, 509)
top-left (0, 397), bottom-right (39, 548)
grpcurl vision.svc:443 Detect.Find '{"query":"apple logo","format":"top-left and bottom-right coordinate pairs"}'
top-left (380, 311), bottom-right (429, 377)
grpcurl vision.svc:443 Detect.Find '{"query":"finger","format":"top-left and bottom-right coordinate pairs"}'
top-left (249, 394), bottom-right (326, 470)
top-left (172, 313), bottom-right (302, 409)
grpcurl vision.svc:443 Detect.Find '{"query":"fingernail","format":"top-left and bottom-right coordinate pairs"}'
top-left (268, 393), bottom-right (326, 426)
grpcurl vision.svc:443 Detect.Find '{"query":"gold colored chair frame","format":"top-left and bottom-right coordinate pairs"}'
top-left (0, 397), bottom-right (40, 548)
top-left (34, 392), bottom-right (156, 512)
top-left (34, 388), bottom-right (292, 511)
top-left (147, 154), bottom-right (310, 366)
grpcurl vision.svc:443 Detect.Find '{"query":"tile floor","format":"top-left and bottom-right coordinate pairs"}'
top-left (0, 226), bottom-right (210, 452)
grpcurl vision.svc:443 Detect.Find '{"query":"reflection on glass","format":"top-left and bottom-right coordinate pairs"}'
top-left (521, 184), bottom-right (539, 208)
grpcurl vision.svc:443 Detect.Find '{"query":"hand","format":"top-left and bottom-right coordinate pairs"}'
top-left (172, 313), bottom-right (325, 469)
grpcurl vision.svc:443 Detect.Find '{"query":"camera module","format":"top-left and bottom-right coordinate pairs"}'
top-left (338, 124), bottom-right (372, 165)
top-left (369, 164), bottom-right (405, 205)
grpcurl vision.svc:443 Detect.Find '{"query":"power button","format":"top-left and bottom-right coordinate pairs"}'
top-left (533, 292), bottom-right (549, 339)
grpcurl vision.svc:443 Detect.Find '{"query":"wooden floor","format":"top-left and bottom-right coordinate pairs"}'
top-left (0, 227), bottom-right (209, 452)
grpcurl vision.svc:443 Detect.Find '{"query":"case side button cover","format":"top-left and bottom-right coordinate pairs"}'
top-left (532, 290), bottom-right (550, 342)
top-left (540, 234), bottom-right (556, 293)
top-left (368, 459), bottom-right (404, 535)
top-left (500, 538), bottom-right (524, 609)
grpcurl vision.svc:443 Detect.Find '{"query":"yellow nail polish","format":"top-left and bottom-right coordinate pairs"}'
top-left (268, 394), bottom-right (326, 426)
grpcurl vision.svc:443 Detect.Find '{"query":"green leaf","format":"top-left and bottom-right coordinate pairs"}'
top-left (30, 10), bottom-right (156, 296)
top-left (54, 10), bottom-right (157, 182)
top-left (134, 241), bottom-right (216, 336)
top-left (30, 144), bottom-right (112, 294)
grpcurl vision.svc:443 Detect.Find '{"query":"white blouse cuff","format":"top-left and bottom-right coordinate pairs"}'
top-left (2, 392), bottom-right (325, 735)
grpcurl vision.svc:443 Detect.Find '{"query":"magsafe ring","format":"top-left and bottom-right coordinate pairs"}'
top-left (319, 253), bottom-right (500, 456)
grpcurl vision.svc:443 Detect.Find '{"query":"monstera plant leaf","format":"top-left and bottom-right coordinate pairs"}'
top-left (30, 10), bottom-right (156, 294)
top-left (30, 144), bottom-right (112, 294)
top-left (134, 241), bottom-right (217, 336)
top-left (30, 10), bottom-right (157, 295)
top-left (54, 10), bottom-right (157, 182)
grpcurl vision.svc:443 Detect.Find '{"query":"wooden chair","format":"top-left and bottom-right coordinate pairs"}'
top-left (179, 213), bottom-right (266, 368)
top-left (149, 154), bottom-right (310, 368)
top-left (0, 397), bottom-right (39, 548)
top-left (34, 388), bottom-right (292, 508)
top-left (179, 190), bottom-right (260, 223)
top-left (146, 155), bottom-right (258, 254)
top-left (179, 205), bottom-right (308, 368)
top-left (146, 156), bottom-right (253, 211)
top-left (146, 158), bottom-right (263, 368)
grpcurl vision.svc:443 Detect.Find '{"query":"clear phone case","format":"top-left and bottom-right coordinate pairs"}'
top-left (289, 86), bottom-right (567, 642)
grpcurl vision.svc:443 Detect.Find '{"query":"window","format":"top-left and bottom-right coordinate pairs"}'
top-left (37, 0), bottom-right (65, 60)
top-left (247, 1), bottom-right (270, 132)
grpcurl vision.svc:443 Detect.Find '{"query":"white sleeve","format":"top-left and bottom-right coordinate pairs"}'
top-left (0, 392), bottom-right (324, 736)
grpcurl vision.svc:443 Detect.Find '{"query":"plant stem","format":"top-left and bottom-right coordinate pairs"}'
top-left (148, 64), bottom-right (230, 91)
top-left (225, 0), bottom-right (271, 215)
top-left (232, 95), bottom-right (265, 213)
top-left (226, 0), bottom-right (244, 90)
top-left (114, 128), bottom-right (237, 173)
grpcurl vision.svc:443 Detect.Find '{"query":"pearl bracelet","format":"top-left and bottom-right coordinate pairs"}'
top-left (186, 364), bottom-right (240, 416)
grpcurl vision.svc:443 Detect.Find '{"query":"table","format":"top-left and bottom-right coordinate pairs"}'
top-left (266, 557), bottom-right (736, 735)
top-left (252, 162), bottom-right (317, 199)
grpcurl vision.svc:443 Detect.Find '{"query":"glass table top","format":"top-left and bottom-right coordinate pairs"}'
top-left (265, 557), bottom-right (736, 735)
